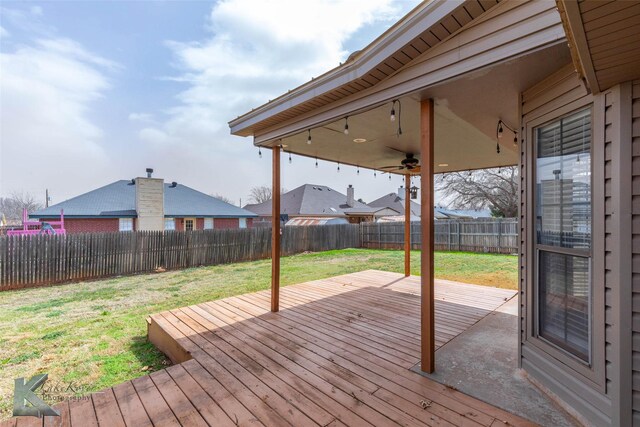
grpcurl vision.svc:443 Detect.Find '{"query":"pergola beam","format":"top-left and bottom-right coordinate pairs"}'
top-left (271, 146), bottom-right (281, 312)
top-left (405, 176), bottom-right (411, 277)
top-left (420, 99), bottom-right (435, 373)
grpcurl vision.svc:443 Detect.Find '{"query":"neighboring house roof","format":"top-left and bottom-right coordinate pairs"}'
top-left (368, 193), bottom-right (421, 217)
top-left (244, 184), bottom-right (380, 217)
top-left (286, 217), bottom-right (349, 226)
top-left (434, 208), bottom-right (493, 219)
top-left (367, 193), bottom-right (493, 219)
top-left (31, 180), bottom-right (257, 219)
top-left (376, 215), bottom-right (421, 223)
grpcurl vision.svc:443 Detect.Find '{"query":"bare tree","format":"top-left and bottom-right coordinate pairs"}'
top-left (212, 193), bottom-right (235, 205)
top-left (0, 192), bottom-right (44, 221)
top-left (435, 166), bottom-right (518, 217)
top-left (248, 186), bottom-right (287, 204)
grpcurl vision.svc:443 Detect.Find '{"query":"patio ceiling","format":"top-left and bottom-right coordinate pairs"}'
top-left (264, 43), bottom-right (572, 174)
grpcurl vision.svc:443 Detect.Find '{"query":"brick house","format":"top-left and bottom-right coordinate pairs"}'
top-left (30, 171), bottom-right (256, 233)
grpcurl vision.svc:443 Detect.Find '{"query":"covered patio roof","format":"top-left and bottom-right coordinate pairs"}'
top-left (228, 0), bottom-right (573, 377)
top-left (229, 0), bottom-right (571, 173)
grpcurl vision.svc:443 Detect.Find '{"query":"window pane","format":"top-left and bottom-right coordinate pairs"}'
top-left (119, 218), bottom-right (133, 232)
top-left (536, 109), bottom-right (591, 249)
top-left (204, 218), bottom-right (213, 230)
top-left (165, 218), bottom-right (175, 231)
top-left (185, 219), bottom-right (194, 231)
top-left (539, 251), bottom-right (590, 361)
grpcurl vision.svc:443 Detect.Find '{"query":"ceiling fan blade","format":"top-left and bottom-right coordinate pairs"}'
top-left (409, 166), bottom-right (421, 174)
top-left (380, 165), bottom-right (403, 169)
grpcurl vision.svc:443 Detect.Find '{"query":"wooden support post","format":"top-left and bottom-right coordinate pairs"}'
top-left (420, 99), bottom-right (435, 373)
top-left (271, 146), bottom-right (281, 312)
top-left (404, 175), bottom-right (411, 277)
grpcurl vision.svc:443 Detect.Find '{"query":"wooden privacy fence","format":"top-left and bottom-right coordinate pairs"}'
top-left (0, 220), bottom-right (516, 290)
top-left (361, 218), bottom-right (518, 254)
top-left (0, 224), bottom-right (360, 290)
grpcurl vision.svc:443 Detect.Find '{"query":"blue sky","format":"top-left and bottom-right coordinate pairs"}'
top-left (0, 0), bottom-right (421, 206)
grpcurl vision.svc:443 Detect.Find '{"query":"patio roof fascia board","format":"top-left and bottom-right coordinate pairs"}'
top-left (556, 0), bottom-right (599, 94)
top-left (229, 0), bottom-right (469, 137)
top-left (266, 145), bottom-right (419, 176)
top-left (252, 4), bottom-right (566, 147)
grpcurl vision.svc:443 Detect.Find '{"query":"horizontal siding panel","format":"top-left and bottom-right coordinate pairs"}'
top-left (522, 75), bottom-right (586, 115)
top-left (581, 1), bottom-right (639, 24)
top-left (590, 28), bottom-right (640, 53)
top-left (634, 78), bottom-right (640, 427)
top-left (585, 11), bottom-right (640, 41)
top-left (583, 2), bottom-right (640, 32)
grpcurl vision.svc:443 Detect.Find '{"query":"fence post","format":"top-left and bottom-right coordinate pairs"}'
top-left (497, 218), bottom-right (502, 253)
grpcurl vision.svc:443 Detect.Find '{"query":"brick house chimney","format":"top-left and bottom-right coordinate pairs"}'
top-left (135, 168), bottom-right (164, 231)
top-left (347, 185), bottom-right (355, 207)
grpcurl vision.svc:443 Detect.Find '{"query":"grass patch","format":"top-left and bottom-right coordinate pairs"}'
top-left (41, 331), bottom-right (65, 340)
top-left (0, 248), bottom-right (516, 419)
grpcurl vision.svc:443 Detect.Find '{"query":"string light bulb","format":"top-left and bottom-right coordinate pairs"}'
top-left (344, 117), bottom-right (349, 135)
top-left (391, 99), bottom-right (402, 137)
top-left (388, 174), bottom-right (392, 181)
top-left (289, 152), bottom-right (292, 164)
top-left (337, 162), bottom-right (340, 173)
top-left (315, 157), bottom-right (318, 168)
top-left (374, 170), bottom-right (377, 178)
top-left (307, 129), bottom-right (312, 145)
top-left (498, 122), bottom-right (503, 138)
top-left (258, 147), bottom-right (262, 158)
top-left (357, 166), bottom-right (360, 175)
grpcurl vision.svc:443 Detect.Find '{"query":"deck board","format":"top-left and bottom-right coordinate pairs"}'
top-left (3, 270), bottom-right (533, 426)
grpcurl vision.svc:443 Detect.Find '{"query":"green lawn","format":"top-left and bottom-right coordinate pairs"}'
top-left (0, 248), bottom-right (516, 419)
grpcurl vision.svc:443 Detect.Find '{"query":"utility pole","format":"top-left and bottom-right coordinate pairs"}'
top-left (45, 189), bottom-right (50, 208)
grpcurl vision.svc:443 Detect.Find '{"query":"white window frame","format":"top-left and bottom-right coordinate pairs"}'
top-left (184, 218), bottom-right (195, 231)
top-left (164, 218), bottom-right (175, 231)
top-left (119, 218), bottom-right (133, 232)
top-left (204, 218), bottom-right (214, 230)
top-left (524, 101), bottom-right (605, 391)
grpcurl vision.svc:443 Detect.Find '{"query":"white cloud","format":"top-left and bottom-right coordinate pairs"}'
top-left (128, 112), bottom-right (155, 124)
top-left (36, 38), bottom-right (121, 70)
top-left (0, 36), bottom-right (117, 197)
top-left (0, 26), bottom-right (8, 38)
top-left (133, 0), bottom-right (405, 199)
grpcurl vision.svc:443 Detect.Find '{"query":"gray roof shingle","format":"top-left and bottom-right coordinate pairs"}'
top-left (31, 180), bottom-right (256, 219)
top-left (244, 184), bottom-right (378, 216)
top-left (367, 193), bottom-right (421, 217)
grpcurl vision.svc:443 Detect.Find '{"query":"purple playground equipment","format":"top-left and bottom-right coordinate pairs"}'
top-left (7, 209), bottom-right (66, 236)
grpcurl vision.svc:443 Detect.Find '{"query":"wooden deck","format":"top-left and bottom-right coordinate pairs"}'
top-left (3, 270), bottom-right (534, 427)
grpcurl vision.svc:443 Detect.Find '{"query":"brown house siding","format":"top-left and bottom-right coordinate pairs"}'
top-left (632, 80), bottom-right (640, 425)
top-left (520, 64), bottom-right (612, 425)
